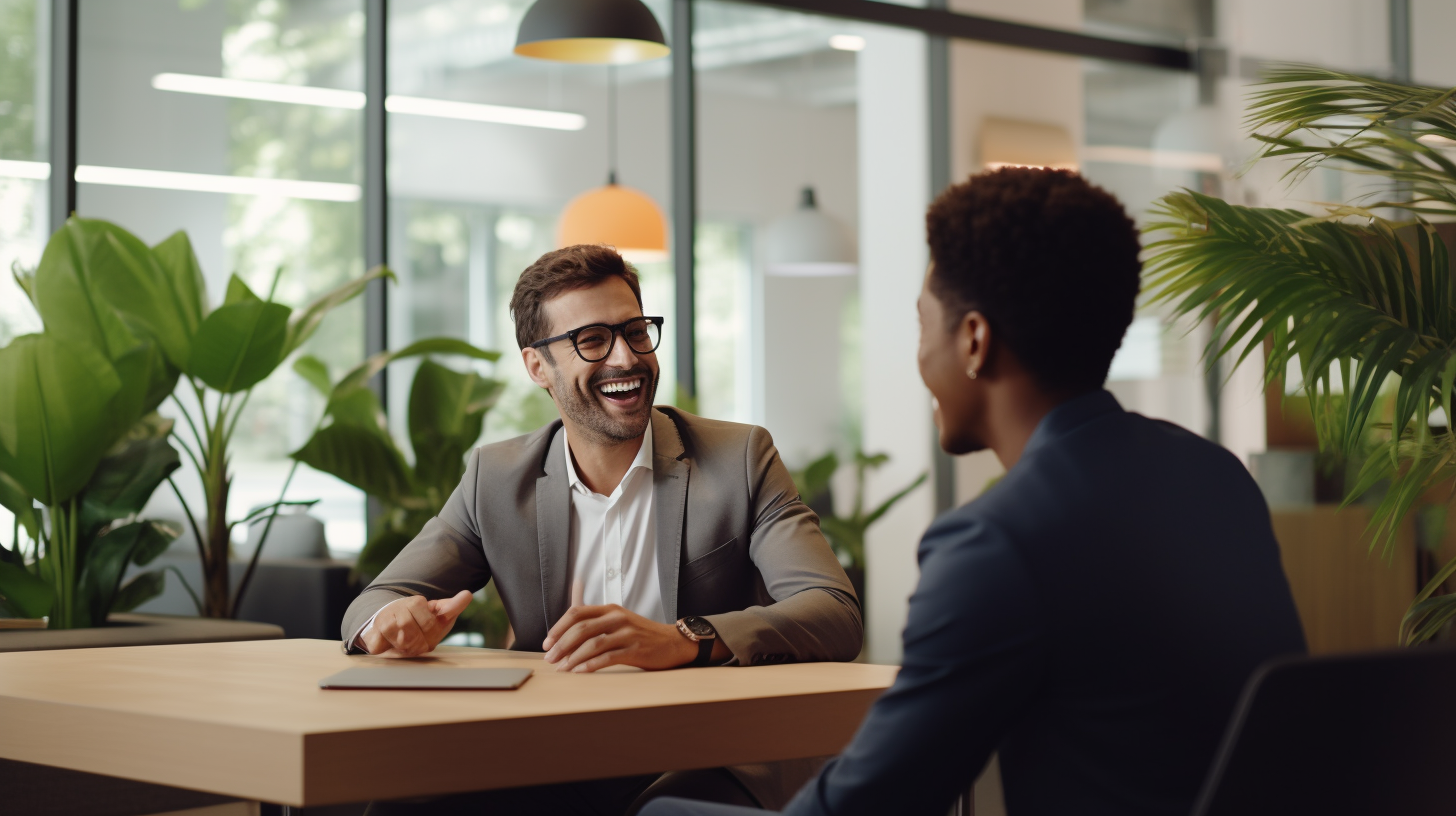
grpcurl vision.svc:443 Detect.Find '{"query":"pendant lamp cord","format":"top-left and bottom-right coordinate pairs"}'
top-left (608, 64), bottom-right (618, 185)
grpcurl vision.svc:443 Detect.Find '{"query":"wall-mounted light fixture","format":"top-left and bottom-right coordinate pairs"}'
top-left (979, 117), bottom-right (1078, 171)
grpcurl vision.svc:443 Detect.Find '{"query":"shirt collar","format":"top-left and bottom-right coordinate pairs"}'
top-left (1020, 389), bottom-right (1124, 461)
top-left (563, 427), bottom-right (655, 496)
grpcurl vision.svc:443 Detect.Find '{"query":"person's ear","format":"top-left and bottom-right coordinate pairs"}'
top-left (960, 311), bottom-right (991, 381)
top-left (522, 347), bottom-right (553, 390)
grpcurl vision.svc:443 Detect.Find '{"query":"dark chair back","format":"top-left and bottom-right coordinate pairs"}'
top-left (1192, 645), bottom-right (1456, 816)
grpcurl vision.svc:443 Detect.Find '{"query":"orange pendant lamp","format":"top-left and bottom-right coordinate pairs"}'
top-left (556, 66), bottom-right (668, 262)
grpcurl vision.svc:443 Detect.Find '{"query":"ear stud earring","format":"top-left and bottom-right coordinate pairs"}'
top-left (967, 368), bottom-right (978, 380)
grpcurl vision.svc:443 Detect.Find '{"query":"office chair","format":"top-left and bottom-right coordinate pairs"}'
top-left (1192, 644), bottom-right (1456, 816)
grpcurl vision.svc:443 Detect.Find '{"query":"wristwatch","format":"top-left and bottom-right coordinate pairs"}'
top-left (675, 615), bottom-right (718, 667)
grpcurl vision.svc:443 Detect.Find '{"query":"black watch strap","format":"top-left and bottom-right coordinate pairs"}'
top-left (694, 635), bottom-right (714, 667)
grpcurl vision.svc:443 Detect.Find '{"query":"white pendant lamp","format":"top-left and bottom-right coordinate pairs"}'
top-left (764, 187), bottom-right (856, 277)
top-left (556, 66), bottom-right (668, 262)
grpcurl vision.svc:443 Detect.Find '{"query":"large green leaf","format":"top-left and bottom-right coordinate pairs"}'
top-left (111, 570), bottom-right (166, 614)
top-left (108, 338), bottom-right (179, 430)
top-left (150, 231), bottom-right (210, 341)
top-left (81, 520), bottom-right (178, 621)
top-left (291, 423), bottom-right (414, 504)
top-left (12, 265), bottom-right (35, 305)
top-left (0, 560), bottom-right (53, 619)
top-left (185, 300), bottom-right (291, 393)
top-left (282, 266), bottom-right (395, 359)
top-left (0, 471), bottom-right (38, 541)
top-left (409, 361), bottom-right (504, 491)
top-left (0, 335), bottom-right (123, 505)
top-left (293, 355), bottom-right (333, 397)
top-left (80, 415), bottom-right (180, 535)
top-left (83, 221), bottom-right (195, 369)
top-left (224, 273), bottom-right (262, 306)
top-left (792, 452), bottom-right (838, 505)
top-left (31, 218), bottom-right (140, 362)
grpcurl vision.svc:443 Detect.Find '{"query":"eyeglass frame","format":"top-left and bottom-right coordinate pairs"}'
top-left (528, 315), bottom-right (666, 362)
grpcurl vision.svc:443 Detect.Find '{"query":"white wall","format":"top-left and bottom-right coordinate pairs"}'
top-left (1412, 0), bottom-right (1456, 87)
top-left (858, 24), bottom-right (932, 664)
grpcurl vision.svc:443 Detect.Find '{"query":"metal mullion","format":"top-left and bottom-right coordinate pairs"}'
top-left (735, 0), bottom-right (1193, 71)
top-left (672, 0), bottom-right (697, 401)
top-left (364, 0), bottom-right (388, 536)
top-left (48, 0), bottom-right (77, 234)
top-left (927, 3), bottom-right (955, 515)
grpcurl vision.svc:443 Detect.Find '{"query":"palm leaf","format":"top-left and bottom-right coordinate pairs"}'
top-left (1245, 65), bottom-right (1456, 214)
top-left (1146, 189), bottom-right (1456, 559)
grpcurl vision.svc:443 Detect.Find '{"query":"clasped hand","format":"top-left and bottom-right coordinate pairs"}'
top-left (543, 604), bottom-right (697, 673)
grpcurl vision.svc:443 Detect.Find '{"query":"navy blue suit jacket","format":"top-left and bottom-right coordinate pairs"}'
top-left (646, 390), bottom-right (1306, 816)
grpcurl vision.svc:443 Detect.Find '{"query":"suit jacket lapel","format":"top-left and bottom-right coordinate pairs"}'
top-left (536, 426), bottom-right (571, 630)
top-left (652, 409), bottom-right (688, 623)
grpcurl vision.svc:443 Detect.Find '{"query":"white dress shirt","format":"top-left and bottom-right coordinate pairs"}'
top-left (562, 429), bottom-right (664, 622)
top-left (358, 429), bottom-right (664, 648)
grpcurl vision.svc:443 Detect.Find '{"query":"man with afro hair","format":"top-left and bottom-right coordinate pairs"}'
top-left (644, 169), bottom-right (1305, 816)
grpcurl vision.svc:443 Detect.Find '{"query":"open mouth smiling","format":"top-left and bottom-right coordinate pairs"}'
top-left (597, 378), bottom-right (645, 405)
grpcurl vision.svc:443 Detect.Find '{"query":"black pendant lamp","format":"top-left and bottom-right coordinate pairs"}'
top-left (514, 0), bottom-right (670, 64)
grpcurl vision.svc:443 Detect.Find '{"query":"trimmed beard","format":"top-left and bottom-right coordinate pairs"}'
top-left (549, 362), bottom-right (659, 445)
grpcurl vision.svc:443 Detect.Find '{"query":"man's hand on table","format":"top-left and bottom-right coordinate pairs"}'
top-left (360, 590), bottom-right (473, 657)
top-left (543, 604), bottom-right (729, 672)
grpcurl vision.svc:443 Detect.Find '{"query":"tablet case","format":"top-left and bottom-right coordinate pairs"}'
top-left (319, 666), bottom-right (534, 690)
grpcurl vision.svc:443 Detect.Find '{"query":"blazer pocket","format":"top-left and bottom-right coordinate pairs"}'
top-left (679, 536), bottom-right (743, 587)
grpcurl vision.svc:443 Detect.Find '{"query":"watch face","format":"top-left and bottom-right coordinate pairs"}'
top-left (684, 616), bottom-right (716, 638)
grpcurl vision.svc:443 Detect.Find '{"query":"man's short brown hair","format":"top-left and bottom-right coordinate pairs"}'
top-left (509, 245), bottom-right (644, 352)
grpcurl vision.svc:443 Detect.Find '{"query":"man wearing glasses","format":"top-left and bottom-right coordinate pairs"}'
top-left (345, 244), bottom-right (863, 815)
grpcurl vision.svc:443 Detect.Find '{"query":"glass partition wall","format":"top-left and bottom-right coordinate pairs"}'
top-left (0, 0), bottom-right (47, 552)
top-left (7, 0), bottom-right (1315, 647)
top-left (73, 0), bottom-right (369, 559)
top-left (386, 0), bottom-right (675, 447)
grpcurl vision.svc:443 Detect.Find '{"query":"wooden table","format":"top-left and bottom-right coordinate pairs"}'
top-left (0, 638), bottom-right (898, 808)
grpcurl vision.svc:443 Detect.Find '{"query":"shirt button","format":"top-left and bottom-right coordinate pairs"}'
top-left (607, 568), bottom-right (618, 580)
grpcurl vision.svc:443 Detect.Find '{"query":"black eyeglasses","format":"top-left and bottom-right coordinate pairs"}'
top-left (530, 316), bottom-right (664, 363)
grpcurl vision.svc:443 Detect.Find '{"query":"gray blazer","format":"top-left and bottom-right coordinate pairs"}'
top-left (340, 406), bottom-right (863, 666)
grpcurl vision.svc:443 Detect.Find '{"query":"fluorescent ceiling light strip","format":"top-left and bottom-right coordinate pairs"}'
top-left (153, 73), bottom-right (584, 131)
top-left (385, 95), bottom-right (585, 131)
top-left (1082, 145), bottom-right (1222, 173)
top-left (153, 72), bottom-right (365, 109)
top-left (0, 159), bottom-right (51, 180)
top-left (75, 165), bottom-right (361, 202)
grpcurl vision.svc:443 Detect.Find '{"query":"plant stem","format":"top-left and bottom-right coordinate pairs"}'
top-left (230, 458), bottom-right (301, 618)
top-left (191, 379), bottom-right (213, 448)
top-left (169, 394), bottom-right (208, 470)
top-left (201, 413), bottom-right (231, 618)
top-left (168, 477), bottom-right (207, 569)
top-left (46, 499), bottom-right (81, 629)
top-left (222, 390), bottom-right (254, 454)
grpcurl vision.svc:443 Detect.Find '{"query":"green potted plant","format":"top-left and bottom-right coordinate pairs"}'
top-left (1144, 65), bottom-right (1456, 644)
top-left (1, 216), bottom-right (390, 625)
top-left (291, 339), bottom-right (511, 646)
top-left (792, 450), bottom-right (927, 602)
